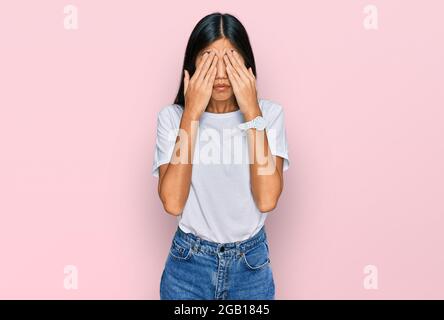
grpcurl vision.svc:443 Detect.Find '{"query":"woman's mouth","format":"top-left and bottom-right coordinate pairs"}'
top-left (213, 84), bottom-right (230, 91)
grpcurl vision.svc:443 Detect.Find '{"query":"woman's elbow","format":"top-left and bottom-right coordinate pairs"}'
top-left (159, 191), bottom-right (184, 216)
top-left (162, 202), bottom-right (183, 216)
top-left (257, 197), bottom-right (278, 213)
top-left (255, 187), bottom-right (282, 213)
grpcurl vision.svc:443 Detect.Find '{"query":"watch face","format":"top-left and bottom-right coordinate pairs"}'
top-left (254, 116), bottom-right (266, 130)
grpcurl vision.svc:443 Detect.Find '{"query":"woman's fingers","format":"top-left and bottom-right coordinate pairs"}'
top-left (248, 67), bottom-right (255, 78)
top-left (206, 58), bottom-right (218, 89)
top-left (226, 49), bottom-right (251, 83)
top-left (183, 69), bottom-right (190, 96)
top-left (193, 52), bottom-right (211, 80)
top-left (197, 51), bottom-right (216, 83)
top-left (204, 55), bottom-right (218, 84)
top-left (223, 53), bottom-right (241, 87)
top-left (225, 59), bottom-right (240, 89)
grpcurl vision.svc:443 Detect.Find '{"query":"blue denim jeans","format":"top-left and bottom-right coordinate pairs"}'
top-left (160, 225), bottom-right (275, 300)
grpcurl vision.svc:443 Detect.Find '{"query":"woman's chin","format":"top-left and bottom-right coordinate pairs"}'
top-left (211, 91), bottom-right (233, 99)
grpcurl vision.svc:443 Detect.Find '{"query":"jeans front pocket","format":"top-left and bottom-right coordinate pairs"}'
top-left (242, 241), bottom-right (271, 270)
top-left (169, 238), bottom-right (193, 261)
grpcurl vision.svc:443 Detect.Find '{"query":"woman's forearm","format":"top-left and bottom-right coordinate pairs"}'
top-left (246, 128), bottom-right (283, 213)
top-left (159, 109), bottom-right (200, 215)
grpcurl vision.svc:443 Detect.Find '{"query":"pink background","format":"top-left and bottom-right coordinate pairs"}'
top-left (1, 0), bottom-right (443, 299)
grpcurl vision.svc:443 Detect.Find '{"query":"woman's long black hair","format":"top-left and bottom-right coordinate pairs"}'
top-left (173, 12), bottom-right (257, 108)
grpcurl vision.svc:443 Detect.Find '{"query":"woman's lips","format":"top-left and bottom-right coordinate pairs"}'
top-left (213, 85), bottom-right (230, 91)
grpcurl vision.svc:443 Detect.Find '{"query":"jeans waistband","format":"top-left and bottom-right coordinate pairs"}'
top-left (174, 225), bottom-right (268, 255)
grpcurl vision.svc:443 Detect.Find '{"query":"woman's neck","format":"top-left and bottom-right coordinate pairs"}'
top-left (206, 98), bottom-right (239, 113)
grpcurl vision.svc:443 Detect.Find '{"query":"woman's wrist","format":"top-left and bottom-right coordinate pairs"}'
top-left (183, 107), bottom-right (202, 122)
top-left (242, 103), bottom-right (262, 121)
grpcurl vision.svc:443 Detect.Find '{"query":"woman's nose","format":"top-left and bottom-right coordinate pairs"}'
top-left (216, 55), bottom-right (227, 76)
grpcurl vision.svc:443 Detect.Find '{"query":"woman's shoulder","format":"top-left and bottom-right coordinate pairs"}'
top-left (258, 98), bottom-right (284, 118)
top-left (156, 103), bottom-right (184, 123)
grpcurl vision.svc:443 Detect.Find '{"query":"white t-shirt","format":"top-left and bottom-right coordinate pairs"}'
top-left (152, 98), bottom-right (290, 243)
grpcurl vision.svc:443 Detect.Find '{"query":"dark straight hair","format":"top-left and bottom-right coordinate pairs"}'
top-left (173, 12), bottom-right (257, 108)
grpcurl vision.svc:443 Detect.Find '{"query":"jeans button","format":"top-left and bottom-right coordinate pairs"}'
top-left (220, 246), bottom-right (225, 252)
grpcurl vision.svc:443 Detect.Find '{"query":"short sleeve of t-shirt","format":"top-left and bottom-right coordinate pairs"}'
top-left (264, 101), bottom-right (290, 171)
top-left (152, 106), bottom-right (179, 178)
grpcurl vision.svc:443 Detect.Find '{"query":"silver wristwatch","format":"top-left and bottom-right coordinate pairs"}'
top-left (238, 115), bottom-right (267, 131)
